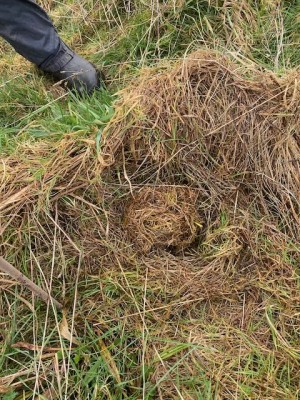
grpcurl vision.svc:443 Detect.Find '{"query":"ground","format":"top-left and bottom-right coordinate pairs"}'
top-left (1, 1), bottom-right (300, 399)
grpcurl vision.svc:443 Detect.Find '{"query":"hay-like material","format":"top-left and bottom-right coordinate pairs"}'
top-left (101, 50), bottom-right (300, 236)
top-left (2, 50), bottom-right (300, 397)
top-left (124, 186), bottom-right (200, 252)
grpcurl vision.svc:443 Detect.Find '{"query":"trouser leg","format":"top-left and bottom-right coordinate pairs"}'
top-left (0, 0), bottom-right (72, 71)
top-left (0, 0), bottom-right (101, 95)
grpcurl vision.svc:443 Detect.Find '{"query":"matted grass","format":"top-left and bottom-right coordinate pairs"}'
top-left (1, 1), bottom-right (300, 399)
top-left (1, 49), bottom-right (300, 399)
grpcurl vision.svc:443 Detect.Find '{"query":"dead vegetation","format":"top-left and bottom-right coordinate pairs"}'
top-left (1, 50), bottom-right (300, 398)
top-left (124, 186), bottom-right (200, 253)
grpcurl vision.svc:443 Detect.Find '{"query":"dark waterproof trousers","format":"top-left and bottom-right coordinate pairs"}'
top-left (0, 0), bottom-right (72, 72)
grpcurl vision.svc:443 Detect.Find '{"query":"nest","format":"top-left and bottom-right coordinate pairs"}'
top-left (124, 187), bottom-right (200, 253)
top-left (101, 50), bottom-right (300, 237)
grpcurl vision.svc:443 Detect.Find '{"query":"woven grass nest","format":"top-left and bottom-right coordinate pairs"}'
top-left (124, 186), bottom-right (201, 253)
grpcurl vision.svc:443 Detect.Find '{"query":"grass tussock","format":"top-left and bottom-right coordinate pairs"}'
top-left (102, 50), bottom-right (300, 237)
top-left (1, 50), bottom-right (300, 398)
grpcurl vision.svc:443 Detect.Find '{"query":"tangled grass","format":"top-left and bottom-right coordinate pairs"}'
top-left (1, 50), bottom-right (300, 398)
top-left (124, 186), bottom-right (200, 253)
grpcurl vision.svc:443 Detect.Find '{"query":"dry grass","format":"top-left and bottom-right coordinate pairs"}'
top-left (1, 50), bottom-right (300, 398)
top-left (124, 186), bottom-right (200, 253)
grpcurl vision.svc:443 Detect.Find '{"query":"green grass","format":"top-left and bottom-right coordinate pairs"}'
top-left (1, 0), bottom-right (300, 399)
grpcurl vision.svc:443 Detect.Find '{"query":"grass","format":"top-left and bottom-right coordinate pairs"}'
top-left (1, 1), bottom-right (300, 399)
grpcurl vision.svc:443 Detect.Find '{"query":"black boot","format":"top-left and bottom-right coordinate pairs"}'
top-left (40, 42), bottom-right (102, 96)
top-left (0, 0), bottom-right (102, 96)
